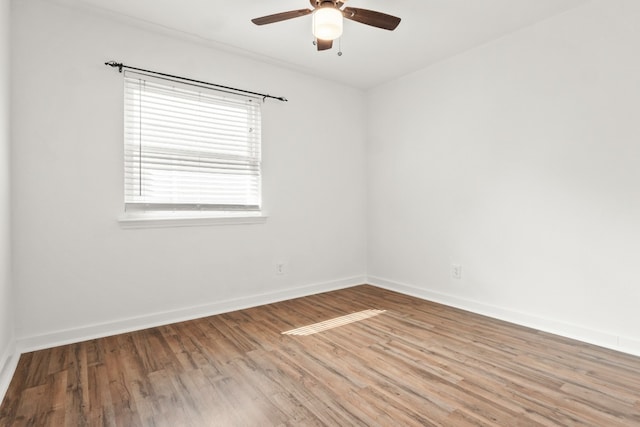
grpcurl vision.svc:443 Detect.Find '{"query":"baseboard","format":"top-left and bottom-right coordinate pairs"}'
top-left (17, 276), bottom-right (365, 353)
top-left (0, 340), bottom-right (18, 404)
top-left (368, 275), bottom-right (640, 358)
top-left (11, 274), bottom-right (639, 392)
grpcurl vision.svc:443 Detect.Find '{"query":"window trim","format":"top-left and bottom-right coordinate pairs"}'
top-left (118, 211), bottom-right (268, 229)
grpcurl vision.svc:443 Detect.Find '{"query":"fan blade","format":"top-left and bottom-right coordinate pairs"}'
top-left (252, 9), bottom-right (312, 26)
top-left (343, 7), bottom-right (401, 30)
top-left (316, 39), bottom-right (333, 51)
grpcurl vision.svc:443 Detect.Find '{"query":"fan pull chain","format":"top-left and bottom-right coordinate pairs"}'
top-left (337, 37), bottom-right (343, 56)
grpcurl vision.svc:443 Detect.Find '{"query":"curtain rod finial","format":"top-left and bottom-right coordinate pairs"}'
top-left (105, 61), bottom-right (124, 73)
top-left (263, 95), bottom-right (288, 103)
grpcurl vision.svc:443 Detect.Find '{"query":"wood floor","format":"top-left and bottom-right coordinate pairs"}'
top-left (2, 285), bottom-right (640, 426)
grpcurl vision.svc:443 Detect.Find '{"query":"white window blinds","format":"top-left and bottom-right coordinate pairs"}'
top-left (124, 71), bottom-right (261, 211)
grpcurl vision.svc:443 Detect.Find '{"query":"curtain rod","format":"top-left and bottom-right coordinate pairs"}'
top-left (105, 61), bottom-right (288, 102)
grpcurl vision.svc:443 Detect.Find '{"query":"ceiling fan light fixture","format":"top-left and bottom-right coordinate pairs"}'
top-left (312, 7), bottom-right (343, 41)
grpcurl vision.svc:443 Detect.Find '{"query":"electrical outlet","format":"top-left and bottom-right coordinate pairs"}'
top-left (275, 263), bottom-right (286, 275)
top-left (451, 264), bottom-right (462, 280)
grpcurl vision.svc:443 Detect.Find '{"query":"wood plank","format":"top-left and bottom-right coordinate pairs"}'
top-left (2, 285), bottom-right (640, 426)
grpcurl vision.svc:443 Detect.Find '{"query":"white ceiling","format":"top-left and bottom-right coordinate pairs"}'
top-left (54, 0), bottom-right (588, 89)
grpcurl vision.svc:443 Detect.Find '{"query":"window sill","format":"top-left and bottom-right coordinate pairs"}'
top-left (118, 212), bottom-right (268, 229)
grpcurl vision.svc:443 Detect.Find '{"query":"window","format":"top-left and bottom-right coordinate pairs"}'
top-left (123, 71), bottom-right (261, 216)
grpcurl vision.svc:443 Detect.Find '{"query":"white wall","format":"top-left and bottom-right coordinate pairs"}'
top-left (11, 0), bottom-right (367, 346)
top-left (368, 0), bottom-right (640, 354)
top-left (0, 0), bottom-right (14, 379)
top-left (10, 0), bottom-right (640, 359)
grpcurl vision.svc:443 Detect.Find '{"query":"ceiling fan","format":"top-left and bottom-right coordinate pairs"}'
top-left (251, 0), bottom-right (401, 51)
